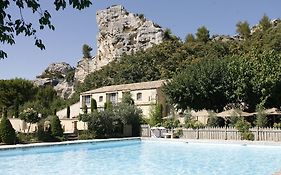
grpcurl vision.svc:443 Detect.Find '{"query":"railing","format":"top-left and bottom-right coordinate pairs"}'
top-left (141, 126), bottom-right (281, 141)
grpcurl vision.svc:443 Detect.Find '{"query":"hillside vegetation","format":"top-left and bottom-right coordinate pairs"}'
top-left (1, 15), bottom-right (281, 116)
top-left (71, 16), bottom-right (281, 112)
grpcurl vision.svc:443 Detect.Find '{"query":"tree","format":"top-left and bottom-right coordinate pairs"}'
top-left (19, 108), bottom-right (40, 133)
top-left (66, 106), bottom-right (70, 118)
top-left (90, 99), bottom-right (97, 113)
top-left (82, 104), bottom-right (88, 114)
top-left (259, 14), bottom-right (271, 31)
top-left (0, 114), bottom-right (16, 144)
top-left (82, 44), bottom-right (93, 58)
top-left (121, 92), bottom-right (134, 105)
top-left (236, 21), bottom-right (251, 39)
top-left (196, 26), bottom-right (210, 43)
top-left (255, 106), bottom-right (267, 127)
top-left (163, 58), bottom-right (229, 111)
top-left (50, 115), bottom-right (63, 137)
top-left (1, 0), bottom-right (92, 59)
top-left (104, 102), bottom-right (113, 110)
top-left (163, 29), bottom-right (178, 41)
top-left (148, 104), bottom-right (163, 126)
top-left (185, 33), bottom-right (195, 43)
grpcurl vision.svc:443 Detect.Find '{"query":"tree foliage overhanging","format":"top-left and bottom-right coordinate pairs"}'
top-left (1, 0), bottom-right (92, 59)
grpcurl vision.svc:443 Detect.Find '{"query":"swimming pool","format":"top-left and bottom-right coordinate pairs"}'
top-left (0, 139), bottom-right (280, 175)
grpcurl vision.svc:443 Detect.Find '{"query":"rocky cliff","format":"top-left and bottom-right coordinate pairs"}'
top-left (34, 62), bottom-right (75, 99)
top-left (74, 5), bottom-right (164, 83)
top-left (35, 5), bottom-right (165, 98)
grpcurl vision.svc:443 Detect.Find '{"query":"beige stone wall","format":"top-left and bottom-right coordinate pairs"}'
top-left (81, 88), bottom-right (159, 118)
top-left (57, 102), bottom-right (81, 119)
top-left (60, 119), bottom-right (87, 133)
top-left (9, 118), bottom-right (38, 133)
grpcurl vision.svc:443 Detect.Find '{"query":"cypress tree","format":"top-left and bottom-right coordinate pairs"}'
top-left (0, 113), bottom-right (16, 144)
top-left (67, 106), bottom-right (70, 118)
top-left (50, 115), bottom-right (63, 137)
top-left (91, 99), bottom-right (97, 112)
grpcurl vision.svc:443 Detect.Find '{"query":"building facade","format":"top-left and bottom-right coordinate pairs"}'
top-left (80, 80), bottom-right (168, 118)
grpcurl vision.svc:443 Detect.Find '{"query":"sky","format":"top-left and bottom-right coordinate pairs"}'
top-left (1, 0), bottom-right (281, 80)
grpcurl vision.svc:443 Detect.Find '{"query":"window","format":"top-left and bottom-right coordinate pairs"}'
top-left (107, 93), bottom-right (117, 104)
top-left (137, 93), bottom-right (142, 101)
top-left (84, 95), bottom-right (91, 106)
top-left (99, 96), bottom-right (103, 102)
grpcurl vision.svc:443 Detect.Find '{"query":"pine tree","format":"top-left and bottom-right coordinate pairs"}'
top-left (82, 44), bottom-right (93, 58)
top-left (196, 26), bottom-right (210, 43)
top-left (259, 14), bottom-right (271, 31)
top-left (236, 21), bottom-right (251, 39)
top-left (185, 33), bottom-right (195, 43)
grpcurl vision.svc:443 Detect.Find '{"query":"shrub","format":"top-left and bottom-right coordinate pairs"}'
top-left (207, 116), bottom-right (225, 127)
top-left (0, 116), bottom-right (16, 144)
top-left (37, 121), bottom-right (54, 142)
top-left (273, 123), bottom-right (281, 129)
top-left (148, 104), bottom-right (163, 126)
top-left (185, 120), bottom-right (205, 129)
top-left (174, 128), bottom-right (183, 138)
top-left (242, 132), bottom-right (254, 141)
top-left (235, 118), bottom-right (254, 140)
top-left (17, 133), bottom-right (38, 143)
top-left (78, 113), bottom-right (93, 122)
top-left (78, 130), bottom-right (96, 140)
top-left (50, 115), bottom-right (63, 137)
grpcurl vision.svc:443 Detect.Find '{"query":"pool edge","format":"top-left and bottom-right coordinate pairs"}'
top-left (0, 137), bottom-right (141, 151)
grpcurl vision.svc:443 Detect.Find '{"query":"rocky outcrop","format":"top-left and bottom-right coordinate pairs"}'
top-left (74, 5), bottom-right (164, 83)
top-left (34, 62), bottom-right (75, 99)
top-left (35, 5), bottom-right (165, 98)
top-left (74, 57), bottom-right (96, 83)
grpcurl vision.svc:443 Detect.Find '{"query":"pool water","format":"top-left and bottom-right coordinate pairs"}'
top-left (0, 139), bottom-right (280, 175)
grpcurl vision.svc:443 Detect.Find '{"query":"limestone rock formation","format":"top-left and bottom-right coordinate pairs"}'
top-left (35, 5), bottom-right (165, 98)
top-left (74, 5), bottom-right (164, 83)
top-left (74, 57), bottom-right (96, 84)
top-left (34, 62), bottom-right (75, 98)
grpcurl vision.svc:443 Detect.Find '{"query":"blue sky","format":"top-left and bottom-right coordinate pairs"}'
top-left (1, 0), bottom-right (281, 80)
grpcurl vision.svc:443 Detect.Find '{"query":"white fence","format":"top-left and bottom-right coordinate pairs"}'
top-left (141, 126), bottom-right (281, 141)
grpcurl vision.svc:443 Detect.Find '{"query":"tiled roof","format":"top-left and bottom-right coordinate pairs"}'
top-left (81, 80), bottom-right (166, 95)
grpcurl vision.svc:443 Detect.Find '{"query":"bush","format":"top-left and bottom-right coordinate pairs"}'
top-left (37, 120), bottom-right (54, 142)
top-left (50, 115), bottom-right (63, 137)
top-left (163, 118), bottom-right (180, 129)
top-left (235, 118), bottom-right (254, 140)
top-left (242, 131), bottom-right (254, 141)
top-left (273, 123), bottom-right (281, 129)
top-left (185, 120), bottom-right (205, 129)
top-left (207, 116), bottom-right (225, 127)
top-left (174, 128), bottom-right (183, 138)
top-left (17, 133), bottom-right (38, 143)
top-left (148, 104), bottom-right (163, 126)
top-left (0, 116), bottom-right (16, 144)
top-left (78, 131), bottom-right (96, 140)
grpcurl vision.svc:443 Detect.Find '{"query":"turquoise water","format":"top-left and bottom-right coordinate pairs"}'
top-left (0, 140), bottom-right (281, 175)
